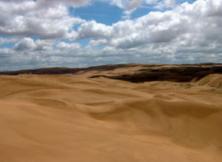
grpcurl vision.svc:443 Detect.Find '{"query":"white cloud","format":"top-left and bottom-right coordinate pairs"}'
top-left (144, 0), bottom-right (159, 5)
top-left (111, 0), bottom-right (142, 11)
top-left (77, 20), bottom-right (112, 39)
top-left (89, 39), bottom-right (108, 46)
top-left (14, 37), bottom-right (53, 51)
top-left (1, 0), bottom-right (222, 70)
top-left (15, 37), bottom-right (36, 51)
top-left (77, 0), bottom-right (222, 49)
top-left (110, 0), bottom-right (178, 16)
top-left (56, 42), bottom-right (80, 49)
top-left (110, 0), bottom-right (142, 18)
top-left (0, 1), bottom-right (85, 39)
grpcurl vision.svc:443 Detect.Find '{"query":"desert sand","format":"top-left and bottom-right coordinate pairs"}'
top-left (0, 64), bottom-right (222, 162)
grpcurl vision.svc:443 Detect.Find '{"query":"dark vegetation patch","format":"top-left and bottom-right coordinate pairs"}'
top-left (1, 63), bottom-right (222, 83)
top-left (0, 64), bottom-right (136, 75)
top-left (90, 64), bottom-right (222, 83)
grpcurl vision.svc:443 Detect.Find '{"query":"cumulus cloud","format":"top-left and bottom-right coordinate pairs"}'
top-left (14, 37), bottom-right (53, 51)
top-left (0, 0), bottom-right (85, 39)
top-left (111, 0), bottom-right (178, 16)
top-left (77, 20), bottom-right (112, 39)
top-left (109, 0), bottom-right (145, 18)
top-left (56, 42), bottom-right (80, 49)
top-left (112, 0), bottom-right (142, 12)
top-left (76, 0), bottom-right (222, 50)
top-left (0, 0), bottom-right (222, 70)
top-left (15, 37), bottom-right (36, 51)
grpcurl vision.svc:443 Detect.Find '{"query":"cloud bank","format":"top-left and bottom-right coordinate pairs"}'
top-left (0, 0), bottom-right (222, 70)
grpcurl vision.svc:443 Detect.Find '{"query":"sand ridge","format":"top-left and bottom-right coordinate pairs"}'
top-left (0, 68), bottom-right (222, 162)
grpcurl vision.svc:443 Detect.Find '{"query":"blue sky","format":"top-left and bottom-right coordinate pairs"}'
top-left (69, 1), bottom-right (123, 25)
top-left (0, 0), bottom-right (222, 70)
top-left (70, 0), bottom-right (196, 25)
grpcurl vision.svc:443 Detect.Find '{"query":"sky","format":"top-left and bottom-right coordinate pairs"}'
top-left (0, 0), bottom-right (222, 70)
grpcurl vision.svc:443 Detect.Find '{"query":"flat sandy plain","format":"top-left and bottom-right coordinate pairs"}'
top-left (0, 64), bottom-right (222, 162)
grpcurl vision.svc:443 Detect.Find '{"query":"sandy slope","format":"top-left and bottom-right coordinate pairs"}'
top-left (0, 72), bottom-right (222, 162)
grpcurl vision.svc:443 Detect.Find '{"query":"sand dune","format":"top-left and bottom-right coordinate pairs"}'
top-left (197, 74), bottom-right (222, 88)
top-left (0, 65), bottom-right (222, 162)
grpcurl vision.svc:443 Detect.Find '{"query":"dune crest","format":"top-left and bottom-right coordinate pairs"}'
top-left (197, 74), bottom-right (222, 88)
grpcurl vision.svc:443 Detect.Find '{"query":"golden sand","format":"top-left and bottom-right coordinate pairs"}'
top-left (0, 70), bottom-right (222, 162)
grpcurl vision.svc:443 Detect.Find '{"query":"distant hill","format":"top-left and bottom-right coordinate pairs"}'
top-left (1, 63), bottom-right (222, 83)
top-left (0, 64), bottom-right (132, 75)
